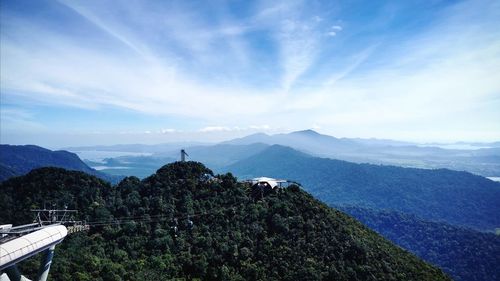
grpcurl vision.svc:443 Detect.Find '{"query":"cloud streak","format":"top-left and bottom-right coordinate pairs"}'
top-left (1, 0), bottom-right (499, 144)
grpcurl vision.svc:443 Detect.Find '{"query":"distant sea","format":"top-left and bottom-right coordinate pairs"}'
top-left (418, 144), bottom-right (491, 150)
top-left (71, 150), bottom-right (152, 163)
top-left (486, 177), bottom-right (500, 182)
top-left (92, 166), bottom-right (131, 170)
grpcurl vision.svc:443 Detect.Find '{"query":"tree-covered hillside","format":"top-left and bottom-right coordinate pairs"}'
top-left (0, 163), bottom-right (449, 281)
top-left (0, 144), bottom-right (122, 183)
top-left (226, 145), bottom-right (500, 231)
top-left (339, 206), bottom-right (500, 281)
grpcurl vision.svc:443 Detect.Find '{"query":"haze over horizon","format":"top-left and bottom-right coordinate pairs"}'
top-left (1, 0), bottom-right (500, 147)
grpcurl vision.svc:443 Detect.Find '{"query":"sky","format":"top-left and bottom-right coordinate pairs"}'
top-left (1, 0), bottom-right (499, 147)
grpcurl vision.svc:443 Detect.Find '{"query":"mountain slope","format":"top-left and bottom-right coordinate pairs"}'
top-left (0, 144), bottom-right (122, 183)
top-left (223, 130), bottom-right (500, 177)
top-left (339, 206), bottom-right (500, 281)
top-left (0, 163), bottom-right (450, 281)
top-left (226, 145), bottom-right (500, 231)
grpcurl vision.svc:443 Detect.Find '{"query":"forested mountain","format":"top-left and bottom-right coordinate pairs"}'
top-left (0, 144), bottom-right (122, 183)
top-left (226, 145), bottom-right (500, 231)
top-left (223, 130), bottom-right (500, 177)
top-left (339, 206), bottom-right (500, 281)
top-left (0, 163), bottom-right (450, 281)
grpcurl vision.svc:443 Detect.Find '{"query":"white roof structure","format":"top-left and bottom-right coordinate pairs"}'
top-left (0, 225), bottom-right (67, 271)
top-left (250, 177), bottom-right (287, 188)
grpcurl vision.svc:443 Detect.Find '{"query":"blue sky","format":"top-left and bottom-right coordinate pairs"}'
top-left (1, 0), bottom-right (499, 147)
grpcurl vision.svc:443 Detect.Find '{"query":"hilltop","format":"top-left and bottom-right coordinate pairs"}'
top-left (0, 162), bottom-right (449, 280)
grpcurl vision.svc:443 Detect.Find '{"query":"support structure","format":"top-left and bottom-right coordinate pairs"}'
top-left (4, 265), bottom-right (22, 281)
top-left (36, 246), bottom-right (55, 281)
top-left (2, 245), bottom-right (54, 281)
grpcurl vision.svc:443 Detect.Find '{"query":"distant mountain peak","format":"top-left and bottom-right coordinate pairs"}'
top-left (289, 129), bottom-right (321, 136)
top-left (247, 132), bottom-right (270, 137)
top-left (220, 132), bottom-right (272, 145)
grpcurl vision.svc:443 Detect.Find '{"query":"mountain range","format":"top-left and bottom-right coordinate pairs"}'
top-left (222, 130), bottom-right (500, 177)
top-left (2, 134), bottom-right (500, 280)
top-left (67, 130), bottom-right (500, 178)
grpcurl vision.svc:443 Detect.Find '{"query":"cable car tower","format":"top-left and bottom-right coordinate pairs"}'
top-left (181, 149), bottom-right (189, 162)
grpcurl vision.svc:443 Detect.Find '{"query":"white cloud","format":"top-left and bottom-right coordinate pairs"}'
top-left (249, 124), bottom-right (271, 130)
top-left (313, 16), bottom-right (323, 22)
top-left (58, 1), bottom-right (153, 60)
top-left (200, 125), bottom-right (275, 133)
top-left (322, 44), bottom-right (379, 87)
top-left (275, 0), bottom-right (500, 141)
top-left (199, 126), bottom-right (232, 132)
top-left (278, 18), bottom-right (320, 91)
top-left (0, 21), bottom-right (275, 121)
top-left (326, 25), bottom-right (342, 37)
top-left (253, 1), bottom-right (324, 91)
top-left (159, 129), bottom-right (177, 134)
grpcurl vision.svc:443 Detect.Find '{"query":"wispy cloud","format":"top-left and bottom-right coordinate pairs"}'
top-left (199, 126), bottom-right (232, 133)
top-left (249, 124), bottom-right (271, 130)
top-left (1, 0), bottom-right (499, 144)
top-left (58, 0), bottom-right (154, 61)
top-left (308, 0), bottom-right (500, 141)
top-left (278, 18), bottom-right (320, 91)
top-left (0, 108), bottom-right (45, 135)
top-left (159, 128), bottom-right (177, 134)
top-left (322, 44), bottom-right (378, 88)
top-left (326, 25), bottom-right (343, 37)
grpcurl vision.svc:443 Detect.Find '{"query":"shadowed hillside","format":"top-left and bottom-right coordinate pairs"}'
top-left (226, 145), bottom-right (500, 231)
top-left (339, 206), bottom-right (500, 281)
